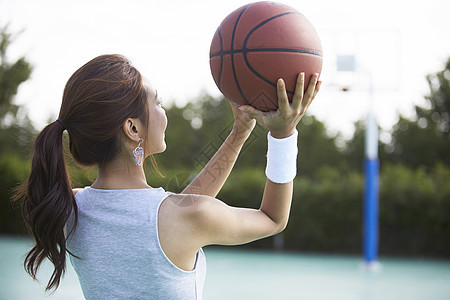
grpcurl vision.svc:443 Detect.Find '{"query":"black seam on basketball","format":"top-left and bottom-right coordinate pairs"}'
top-left (240, 12), bottom-right (314, 95)
top-left (245, 12), bottom-right (299, 43)
top-left (217, 27), bottom-right (224, 92)
top-left (210, 48), bottom-right (322, 58)
top-left (231, 4), bottom-right (252, 107)
top-left (243, 52), bottom-right (295, 95)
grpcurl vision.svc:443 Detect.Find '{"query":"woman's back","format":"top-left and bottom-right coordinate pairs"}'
top-left (66, 187), bottom-right (206, 300)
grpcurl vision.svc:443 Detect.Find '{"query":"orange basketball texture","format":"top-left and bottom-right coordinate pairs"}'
top-left (209, 1), bottom-right (323, 111)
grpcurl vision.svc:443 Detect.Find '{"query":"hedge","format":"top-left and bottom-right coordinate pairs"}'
top-left (1, 156), bottom-right (449, 258)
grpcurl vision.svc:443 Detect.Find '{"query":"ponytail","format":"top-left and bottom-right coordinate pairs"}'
top-left (14, 120), bottom-right (78, 291)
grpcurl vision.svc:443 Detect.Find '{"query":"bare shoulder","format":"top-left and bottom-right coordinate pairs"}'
top-left (72, 188), bottom-right (83, 196)
top-left (158, 194), bottom-right (223, 269)
top-left (162, 193), bottom-right (225, 216)
top-left (159, 193), bottom-right (229, 232)
top-left (159, 193), bottom-right (229, 249)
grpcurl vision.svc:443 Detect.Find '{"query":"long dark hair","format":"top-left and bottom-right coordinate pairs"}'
top-left (14, 54), bottom-right (149, 291)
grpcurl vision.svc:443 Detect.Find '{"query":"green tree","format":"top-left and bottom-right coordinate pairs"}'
top-left (0, 25), bottom-right (34, 156)
top-left (343, 120), bottom-right (390, 171)
top-left (385, 58), bottom-right (450, 168)
top-left (0, 25), bottom-right (34, 234)
top-left (297, 115), bottom-right (344, 176)
top-left (426, 58), bottom-right (450, 134)
top-left (0, 25), bottom-right (32, 124)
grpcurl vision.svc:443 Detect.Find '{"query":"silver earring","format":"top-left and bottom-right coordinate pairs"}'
top-left (133, 138), bottom-right (144, 166)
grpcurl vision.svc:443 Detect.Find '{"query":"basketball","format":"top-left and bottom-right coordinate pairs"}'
top-left (209, 1), bottom-right (322, 111)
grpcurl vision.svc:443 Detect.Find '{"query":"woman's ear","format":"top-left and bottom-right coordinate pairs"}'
top-left (122, 118), bottom-right (141, 143)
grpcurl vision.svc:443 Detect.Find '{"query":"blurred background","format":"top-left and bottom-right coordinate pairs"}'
top-left (1, 0), bottom-right (449, 299)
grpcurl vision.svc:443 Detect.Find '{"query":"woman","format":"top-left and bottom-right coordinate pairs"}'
top-left (15, 54), bottom-right (321, 299)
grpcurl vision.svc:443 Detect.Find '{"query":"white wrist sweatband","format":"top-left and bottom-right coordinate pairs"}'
top-left (265, 129), bottom-right (299, 184)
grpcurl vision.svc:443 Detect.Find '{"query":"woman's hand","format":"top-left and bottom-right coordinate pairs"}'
top-left (229, 101), bottom-right (256, 134)
top-left (239, 73), bottom-right (321, 138)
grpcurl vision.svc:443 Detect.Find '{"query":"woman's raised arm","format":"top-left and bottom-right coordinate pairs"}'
top-left (177, 73), bottom-right (321, 248)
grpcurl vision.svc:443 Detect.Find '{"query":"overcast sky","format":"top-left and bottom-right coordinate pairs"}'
top-left (2, 0), bottom-right (450, 138)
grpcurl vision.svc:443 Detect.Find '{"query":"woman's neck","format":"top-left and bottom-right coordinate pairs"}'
top-left (91, 156), bottom-right (151, 190)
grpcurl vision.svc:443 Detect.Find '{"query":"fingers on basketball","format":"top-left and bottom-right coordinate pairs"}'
top-left (301, 74), bottom-right (321, 113)
top-left (239, 105), bottom-right (262, 121)
top-left (277, 79), bottom-right (290, 112)
top-left (292, 73), bottom-right (305, 112)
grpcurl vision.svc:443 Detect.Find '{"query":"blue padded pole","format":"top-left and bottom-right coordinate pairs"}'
top-left (363, 75), bottom-right (379, 268)
top-left (363, 158), bottom-right (379, 264)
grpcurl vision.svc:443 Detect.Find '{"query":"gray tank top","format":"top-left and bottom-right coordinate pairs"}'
top-left (66, 187), bottom-right (206, 300)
